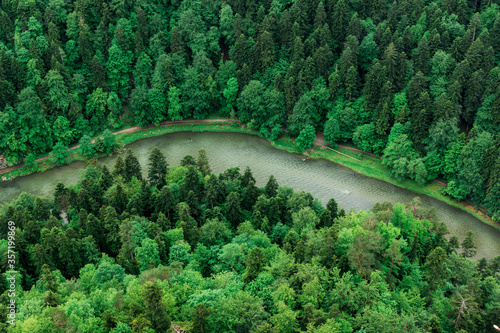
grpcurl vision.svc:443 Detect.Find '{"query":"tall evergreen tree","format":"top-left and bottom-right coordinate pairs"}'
top-left (265, 175), bottom-right (279, 198)
top-left (226, 192), bottom-right (243, 229)
top-left (125, 149), bottom-right (142, 181)
top-left (148, 147), bottom-right (168, 188)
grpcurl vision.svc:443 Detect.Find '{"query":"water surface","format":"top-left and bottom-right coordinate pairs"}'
top-left (1, 132), bottom-right (499, 258)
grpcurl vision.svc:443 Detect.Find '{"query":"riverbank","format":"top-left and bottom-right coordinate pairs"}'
top-left (124, 124), bottom-right (499, 232)
top-left (1, 120), bottom-right (498, 233)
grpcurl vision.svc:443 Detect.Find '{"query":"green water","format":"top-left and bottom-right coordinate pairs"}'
top-left (1, 132), bottom-right (499, 258)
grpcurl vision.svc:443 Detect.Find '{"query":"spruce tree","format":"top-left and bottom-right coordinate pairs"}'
top-left (143, 281), bottom-right (171, 331)
top-left (125, 149), bottom-right (142, 181)
top-left (265, 175), bottom-right (279, 197)
top-left (113, 155), bottom-right (126, 179)
top-left (197, 149), bottom-right (212, 176)
top-left (241, 166), bottom-right (256, 187)
top-left (226, 191), bottom-right (243, 229)
top-left (244, 181), bottom-right (261, 211)
top-left (147, 147), bottom-right (168, 188)
top-left (41, 264), bottom-right (60, 307)
top-left (326, 198), bottom-right (339, 218)
top-left (243, 247), bottom-right (267, 284)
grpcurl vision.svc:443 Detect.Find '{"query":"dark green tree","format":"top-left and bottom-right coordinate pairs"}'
top-left (142, 281), bottom-right (171, 331)
top-left (243, 247), bottom-right (267, 284)
top-left (226, 192), bottom-right (243, 229)
top-left (125, 149), bottom-right (142, 181)
top-left (148, 147), bottom-right (168, 188)
top-left (265, 175), bottom-right (279, 198)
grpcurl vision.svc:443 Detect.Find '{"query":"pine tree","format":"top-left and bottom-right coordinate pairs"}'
top-left (415, 36), bottom-right (430, 76)
top-left (237, 63), bottom-right (252, 88)
top-left (186, 190), bottom-right (201, 222)
top-left (329, 71), bottom-right (341, 101)
top-left (99, 165), bottom-right (113, 191)
top-left (232, 34), bottom-right (249, 68)
top-left (279, 10), bottom-right (293, 46)
top-left (241, 166), bottom-right (256, 187)
top-left (331, 0), bottom-right (349, 46)
top-left (412, 92), bottom-right (432, 150)
top-left (170, 26), bottom-right (185, 58)
top-left (178, 203), bottom-right (199, 248)
top-left (364, 60), bottom-right (386, 113)
top-left (91, 54), bottom-right (107, 90)
top-left (461, 230), bottom-right (477, 258)
top-left (192, 304), bottom-right (211, 333)
top-left (183, 165), bottom-right (202, 199)
top-left (318, 209), bottom-right (332, 228)
top-left (375, 101), bottom-right (392, 137)
top-left (344, 66), bottom-right (359, 101)
top-left (148, 147), bottom-right (168, 188)
top-left (314, 2), bottom-right (327, 30)
top-left (408, 71), bottom-right (428, 116)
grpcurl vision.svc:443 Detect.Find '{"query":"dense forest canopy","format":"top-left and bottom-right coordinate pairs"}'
top-left (0, 0), bottom-right (500, 217)
top-left (1, 148), bottom-right (499, 332)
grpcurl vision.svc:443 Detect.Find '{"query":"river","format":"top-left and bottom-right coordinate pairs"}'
top-left (1, 131), bottom-right (499, 258)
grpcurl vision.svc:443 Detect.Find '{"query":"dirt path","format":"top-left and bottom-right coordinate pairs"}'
top-left (314, 132), bottom-right (448, 188)
top-left (0, 118), bottom-right (237, 175)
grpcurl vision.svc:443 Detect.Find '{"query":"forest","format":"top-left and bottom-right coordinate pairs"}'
top-left (0, 148), bottom-right (499, 332)
top-left (0, 0), bottom-right (500, 218)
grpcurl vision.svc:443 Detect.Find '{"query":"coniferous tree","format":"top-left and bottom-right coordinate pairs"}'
top-left (244, 181), bottom-right (260, 211)
top-left (143, 281), bottom-right (171, 331)
top-left (41, 264), bottom-right (60, 307)
top-left (147, 147), bottom-right (168, 188)
top-left (265, 175), bottom-right (279, 198)
top-left (243, 247), bottom-right (267, 284)
top-left (124, 149), bottom-right (142, 181)
top-left (113, 155), bottom-right (126, 179)
top-left (197, 149), bottom-right (211, 177)
top-left (226, 192), bottom-right (243, 229)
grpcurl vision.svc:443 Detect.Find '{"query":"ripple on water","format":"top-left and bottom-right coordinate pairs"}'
top-left (0, 131), bottom-right (499, 258)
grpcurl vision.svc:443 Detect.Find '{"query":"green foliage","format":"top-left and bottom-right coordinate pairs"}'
top-left (295, 125), bottom-right (316, 152)
top-left (51, 141), bottom-right (68, 164)
top-left (2, 151), bottom-right (497, 333)
top-left (2, 0), bottom-right (500, 329)
top-left (79, 135), bottom-right (95, 158)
